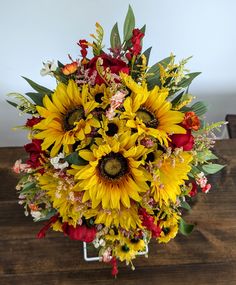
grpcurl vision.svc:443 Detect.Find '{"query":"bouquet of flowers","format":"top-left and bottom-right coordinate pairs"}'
top-left (9, 6), bottom-right (224, 276)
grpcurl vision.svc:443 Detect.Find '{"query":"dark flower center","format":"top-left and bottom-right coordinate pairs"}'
top-left (136, 107), bottom-right (158, 128)
top-left (95, 93), bottom-right (103, 103)
top-left (64, 106), bottom-right (85, 131)
top-left (130, 238), bottom-right (140, 244)
top-left (163, 227), bottom-right (170, 235)
top-left (121, 244), bottom-right (130, 252)
top-left (146, 152), bottom-right (155, 163)
top-left (106, 123), bottom-right (119, 136)
top-left (98, 152), bottom-right (128, 180)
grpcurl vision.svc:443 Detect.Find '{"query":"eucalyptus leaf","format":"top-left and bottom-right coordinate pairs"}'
top-left (20, 182), bottom-right (36, 194)
top-left (180, 200), bottom-right (191, 210)
top-left (123, 5), bottom-right (135, 41)
top-left (110, 22), bottom-right (121, 49)
top-left (179, 218), bottom-right (194, 236)
top-left (22, 77), bottom-right (53, 95)
top-left (202, 163), bottom-right (225, 174)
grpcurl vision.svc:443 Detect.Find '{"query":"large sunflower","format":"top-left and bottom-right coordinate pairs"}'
top-left (120, 73), bottom-right (186, 146)
top-left (34, 80), bottom-right (99, 157)
top-left (68, 132), bottom-right (150, 210)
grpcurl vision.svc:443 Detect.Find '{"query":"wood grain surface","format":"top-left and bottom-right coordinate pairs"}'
top-left (0, 140), bottom-right (236, 285)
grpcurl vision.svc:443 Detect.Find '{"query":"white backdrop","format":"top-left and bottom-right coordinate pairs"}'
top-left (1, 0), bottom-right (236, 146)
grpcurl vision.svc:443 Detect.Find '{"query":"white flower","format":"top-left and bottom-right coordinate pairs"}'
top-left (40, 60), bottom-right (57, 76)
top-left (31, 210), bottom-right (42, 221)
top-left (50, 153), bottom-right (69, 170)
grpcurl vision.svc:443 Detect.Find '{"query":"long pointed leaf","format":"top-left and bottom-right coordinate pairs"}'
top-left (110, 22), bottom-right (121, 49)
top-left (22, 77), bottom-right (53, 95)
top-left (123, 5), bottom-right (135, 41)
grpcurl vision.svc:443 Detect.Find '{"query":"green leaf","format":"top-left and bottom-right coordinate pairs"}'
top-left (20, 182), bottom-right (36, 194)
top-left (6, 100), bottom-right (19, 109)
top-left (123, 5), bottom-right (135, 41)
top-left (110, 22), bottom-right (121, 49)
top-left (22, 77), bottom-right (53, 95)
top-left (191, 101), bottom-right (208, 116)
top-left (142, 47), bottom-right (152, 65)
top-left (178, 72), bottom-right (201, 89)
top-left (179, 218), bottom-right (194, 235)
top-left (140, 24), bottom-right (146, 35)
top-left (64, 152), bottom-right (88, 166)
top-left (25, 92), bottom-right (44, 106)
top-left (146, 56), bottom-right (172, 89)
top-left (57, 61), bottom-right (65, 68)
top-left (180, 200), bottom-right (191, 210)
top-left (202, 163), bottom-right (225, 174)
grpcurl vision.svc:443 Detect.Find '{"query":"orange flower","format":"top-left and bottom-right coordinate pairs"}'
top-left (182, 111), bottom-right (200, 131)
top-left (62, 62), bottom-right (78, 75)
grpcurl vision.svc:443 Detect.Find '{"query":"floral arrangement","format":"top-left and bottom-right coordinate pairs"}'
top-left (9, 6), bottom-right (224, 276)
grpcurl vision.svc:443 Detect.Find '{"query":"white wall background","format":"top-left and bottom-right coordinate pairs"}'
top-left (1, 0), bottom-right (236, 146)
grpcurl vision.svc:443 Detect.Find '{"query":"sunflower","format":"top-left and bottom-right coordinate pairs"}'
top-left (34, 80), bottom-right (100, 157)
top-left (89, 83), bottom-right (111, 109)
top-left (94, 204), bottom-right (143, 230)
top-left (120, 73), bottom-right (186, 146)
top-left (69, 132), bottom-right (150, 210)
top-left (98, 116), bottom-right (127, 139)
top-left (158, 213), bottom-right (180, 243)
top-left (114, 244), bottom-right (136, 263)
top-left (37, 170), bottom-right (87, 226)
top-left (127, 237), bottom-right (146, 252)
top-left (150, 151), bottom-right (192, 205)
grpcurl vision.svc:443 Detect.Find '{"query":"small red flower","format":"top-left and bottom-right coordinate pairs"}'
top-left (25, 117), bottom-right (42, 128)
top-left (182, 111), bottom-right (200, 131)
top-left (24, 139), bottom-right (45, 169)
top-left (188, 181), bottom-right (198, 197)
top-left (202, 183), bottom-right (211, 193)
top-left (110, 256), bottom-right (118, 277)
top-left (78, 39), bottom-right (88, 59)
top-left (37, 214), bottom-right (59, 239)
top-left (63, 224), bottom-right (96, 243)
top-left (139, 208), bottom-right (161, 238)
top-left (170, 130), bottom-right (194, 151)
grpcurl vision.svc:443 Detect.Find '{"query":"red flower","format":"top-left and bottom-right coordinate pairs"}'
top-left (24, 139), bottom-right (45, 169)
top-left (139, 208), bottom-right (161, 238)
top-left (126, 28), bottom-right (144, 60)
top-left (77, 39), bottom-right (88, 58)
top-left (87, 53), bottom-right (129, 85)
top-left (202, 183), bottom-right (211, 193)
top-left (182, 111), bottom-right (200, 131)
top-left (37, 214), bottom-right (59, 239)
top-left (63, 224), bottom-right (96, 243)
top-left (25, 117), bottom-right (42, 128)
top-left (170, 130), bottom-right (194, 151)
top-left (188, 181), bottom-right (198, 197)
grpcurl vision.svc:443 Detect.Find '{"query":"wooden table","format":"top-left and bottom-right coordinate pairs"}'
top-left (1, 139), bottom-right (236, 284)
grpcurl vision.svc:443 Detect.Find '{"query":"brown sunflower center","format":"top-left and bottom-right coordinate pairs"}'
top-left (136, 107), bottom-right (158, 128)
top-left (98, 152), bottom-right (128, 180)
top-left (95, 93), bottom-right (103, 103)
top-left (106, 123), bottom-right (119, 136)
top-left (121, 244), bottom-right (130, 252)
top-left (64, 106), bottom-right (85, 131)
